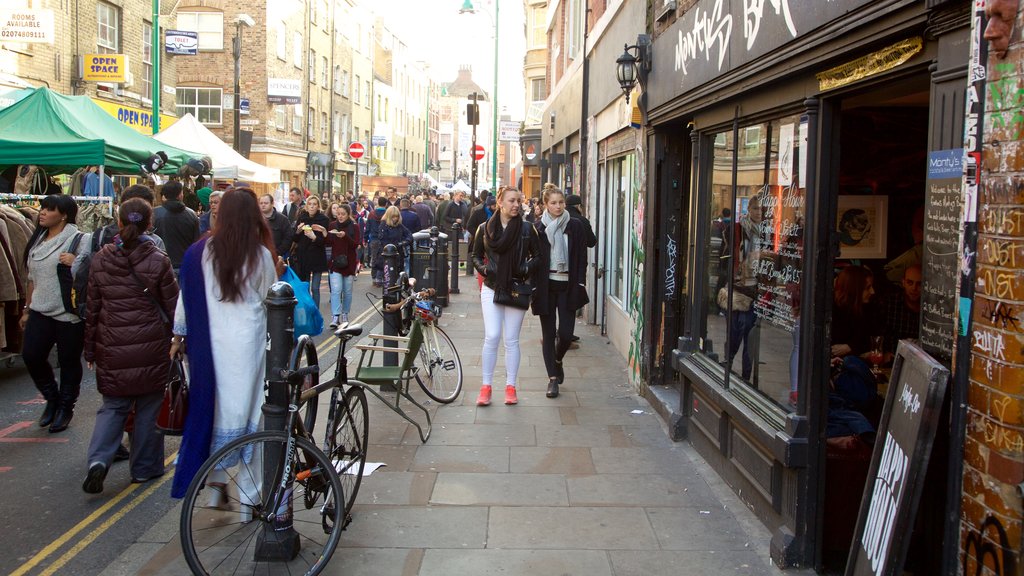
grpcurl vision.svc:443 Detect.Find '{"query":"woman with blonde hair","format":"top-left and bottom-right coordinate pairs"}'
top-left (471, 187), bottom-right (541, 406)
top-left (531, 187), bottom-right (591, 399)
top-left (372, 205), bottom-right (412, 283)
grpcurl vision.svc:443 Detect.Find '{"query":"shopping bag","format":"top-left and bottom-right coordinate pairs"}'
top-left (281, 266), bottom-right (324, 338)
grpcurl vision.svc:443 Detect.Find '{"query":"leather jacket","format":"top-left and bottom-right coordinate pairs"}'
top-left (471, 218), bottom-right (542, 291)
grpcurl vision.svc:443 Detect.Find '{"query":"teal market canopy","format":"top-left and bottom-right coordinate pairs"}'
top-left (0, 87), bottom-right (199, 174)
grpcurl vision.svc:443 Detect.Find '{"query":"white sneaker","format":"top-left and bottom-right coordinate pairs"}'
top-left (341, 314), bottom-right (348, 324)
top-left (330, 316), bottom-right (339, 329)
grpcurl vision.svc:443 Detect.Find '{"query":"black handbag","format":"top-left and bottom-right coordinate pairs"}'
top-left (331, 222), bottom-right (353, 270)
top-left (493, 280), bottom-right (533, 310)
top-left (492, 224), bottom-right (533, 310)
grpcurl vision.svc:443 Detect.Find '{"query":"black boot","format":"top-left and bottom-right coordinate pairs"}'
top-left (49, 406), bottom-right (74, 433)
top-left (38, 400), bottom-right (59, 428)
top-left (546, 378), bottom-right (560, 398)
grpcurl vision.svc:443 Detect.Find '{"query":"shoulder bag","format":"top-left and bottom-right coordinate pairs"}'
top-left (125, 255), bottom-right (189, 436)
top-left (492, 224), bottom-right (534, 310)
top-left (331, 221), bottom-right (354, 270)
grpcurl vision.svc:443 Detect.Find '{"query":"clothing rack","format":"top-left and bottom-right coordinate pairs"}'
top-left (0, 193), bottom-right (115, 216)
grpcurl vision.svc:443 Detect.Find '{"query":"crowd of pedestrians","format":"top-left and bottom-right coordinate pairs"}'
top-left (15, 178), bottom-right (597, 499)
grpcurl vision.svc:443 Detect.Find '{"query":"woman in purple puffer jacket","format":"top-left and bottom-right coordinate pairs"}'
top-left (82, 198), bottom-right (179, 494)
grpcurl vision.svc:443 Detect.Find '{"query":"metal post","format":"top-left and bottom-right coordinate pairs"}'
top-left (449, 221), bottom-right (461, 294)
top-left (491, 0), bottom-right (498, 190)
top-left (380, 244), bottom-right (402, 370)
top-left (151, 0), bottom-right (160, 134)
top-left (257, 282), bottom-right (300, 560)
top-left (470, 93), bottom-right (479, 199)
top-left (232, 23), bottom-right (241, 153)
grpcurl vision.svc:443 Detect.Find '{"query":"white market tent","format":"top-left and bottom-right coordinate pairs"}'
top-left (451, 179), bottom-right (471, 193)
top-left (154, 113), bottom-right (280, 183)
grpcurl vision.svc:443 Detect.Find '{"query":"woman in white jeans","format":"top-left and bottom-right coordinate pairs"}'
top-left (470, 187), bottom-right (540, 406)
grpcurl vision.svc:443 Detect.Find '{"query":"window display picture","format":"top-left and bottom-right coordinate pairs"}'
top-left (837, 195), bottom-right (888, 259)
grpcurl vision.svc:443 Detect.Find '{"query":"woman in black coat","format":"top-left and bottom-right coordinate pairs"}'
top-left (531, 187), bottom-right (593, 398)
top-left (292, 195), bottom-right (330, 311)
top-left (82, 198), bottom-right (179, 493)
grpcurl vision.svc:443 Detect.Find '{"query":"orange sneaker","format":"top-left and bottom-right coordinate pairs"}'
top-left (504, 385), bottom-right (518, 405)
top-left (476, 385), bottom-right (492, 406)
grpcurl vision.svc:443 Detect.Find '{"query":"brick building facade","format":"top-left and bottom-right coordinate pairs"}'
top-left (962, 0), bottom-right (1024, 573)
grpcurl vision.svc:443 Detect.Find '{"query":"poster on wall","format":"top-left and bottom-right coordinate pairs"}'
top-left (836, 195), bottom-right (888, 259)
top-left (777, 123), bottom-right (795, 186)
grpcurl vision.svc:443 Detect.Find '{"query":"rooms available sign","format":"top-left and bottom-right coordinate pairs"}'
top-left (0, 9), bottom-right (54, 43)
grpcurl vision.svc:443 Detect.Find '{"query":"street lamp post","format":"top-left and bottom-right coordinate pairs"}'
top-left (232, 14), bottom-right (255, 153)
top-left (459, 0), bottom-right (498, 191)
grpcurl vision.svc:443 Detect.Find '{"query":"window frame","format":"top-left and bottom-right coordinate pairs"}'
top-left (276, 21), bottom-right (287, 60)
top-left (141, 21), bottom-right (153, 98)
top-left (176, 11), bottom-right (224, 51)
top-left (96, 2), bottom-right (119, 53)
top-left (176, 86), bottom-right (223, 125)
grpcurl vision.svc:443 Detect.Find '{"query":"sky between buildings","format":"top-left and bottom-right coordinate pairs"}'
top-left (373, 0), bottom-right (528, 119)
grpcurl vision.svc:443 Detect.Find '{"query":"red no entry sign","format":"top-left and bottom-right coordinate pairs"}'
top-left (348, 141), bottom-right (365, 159)
top-left (472, 144), bottom-right (485, 161)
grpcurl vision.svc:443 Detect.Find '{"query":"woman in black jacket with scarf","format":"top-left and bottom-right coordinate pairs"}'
top-left (531, 187), bottom-right (593, 398)
top-left (291, 195), bottom-right (330, 312)
top-left (471, 187), bottom-right (541, 407)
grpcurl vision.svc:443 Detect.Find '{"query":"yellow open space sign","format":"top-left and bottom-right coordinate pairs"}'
top-left (82, 54), bottom-right (126, 82)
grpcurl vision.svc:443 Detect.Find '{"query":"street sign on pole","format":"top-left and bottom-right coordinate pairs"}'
top-left (473, 145), bottom-right (485, 161)
top-left (348, 141), bottom-right (365, 159)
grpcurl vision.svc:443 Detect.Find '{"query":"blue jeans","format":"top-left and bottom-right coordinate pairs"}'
top-left (727, 308), bottom-right (756, 380)
top-left (309, 271), bottom-right (323, 312)
top-left (329, 272), bottom-right (355, 316)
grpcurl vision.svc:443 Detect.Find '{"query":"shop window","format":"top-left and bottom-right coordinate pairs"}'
top-left (700, 114), bottom-right (806, 411)
top-left (176, 11), bottom-right (223, 51)
top-left (176, 87), bottom-right (222, 125)
top-left (606, 154), bottom-right (635, 305)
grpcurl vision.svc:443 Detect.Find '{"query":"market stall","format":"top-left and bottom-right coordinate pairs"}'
top-left (154, 113), bottom-right (281, 183)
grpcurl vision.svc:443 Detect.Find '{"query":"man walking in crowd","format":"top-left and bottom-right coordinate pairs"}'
top-left (412, 195), bottom-right (434, 231)
top-left (385, 186), bottom-right (400, 207)
top-left (260, 193), bottom-right (293, 259)
top-left (365, 197), bottom-right (388, 286)
top-left (441, 190), bottom-right (469, 235)
top-left (465, 190), bottom-right (493, 240)
top-left (153, 181), bottom-right (200, 275)
top-left (284, 187), bottom-right (305, 223)
top-left (399, 198), bottom-right (423, 233)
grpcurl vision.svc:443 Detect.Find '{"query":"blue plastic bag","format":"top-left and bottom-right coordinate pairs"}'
top-left (281, 266), bottom-right (323, 338)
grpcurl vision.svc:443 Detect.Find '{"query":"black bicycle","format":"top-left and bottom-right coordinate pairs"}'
top-left (179, 325), bottom-right (369, 576)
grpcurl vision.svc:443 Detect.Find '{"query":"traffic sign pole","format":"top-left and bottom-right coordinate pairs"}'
top-left (348, 142), bottom-right (365, 199)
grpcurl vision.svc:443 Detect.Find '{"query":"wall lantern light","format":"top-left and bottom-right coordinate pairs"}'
top-left (616, 34), bottom-right (652, 104)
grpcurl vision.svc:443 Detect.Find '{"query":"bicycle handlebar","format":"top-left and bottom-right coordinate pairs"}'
top-left (383, 288), bottom-right (436, 313)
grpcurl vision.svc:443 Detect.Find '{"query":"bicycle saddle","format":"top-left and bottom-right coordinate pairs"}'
top-left (334, 323), bottom-right (363, 340)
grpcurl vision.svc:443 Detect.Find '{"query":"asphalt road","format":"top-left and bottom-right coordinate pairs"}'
top-left (0, 274), bottom-right (386, 576)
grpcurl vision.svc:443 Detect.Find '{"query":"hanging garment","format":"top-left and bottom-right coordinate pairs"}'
top-left (0, 218), bottom-right (19, 302)
top-left (75, 203), bottom-right (115, 234)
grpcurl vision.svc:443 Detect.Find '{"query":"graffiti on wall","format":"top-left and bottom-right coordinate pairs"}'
top-left (664, 233), bottom-right (679, 300)
top-left (989, 63), bottom-right (1024, 139)
top-left (627, 138), bottom-right (648, 384)
top-left (963, 515), bottom-right (1018, 576)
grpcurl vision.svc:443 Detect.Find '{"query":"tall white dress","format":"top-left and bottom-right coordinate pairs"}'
top-left (173, 244), bottom-right (276, 453)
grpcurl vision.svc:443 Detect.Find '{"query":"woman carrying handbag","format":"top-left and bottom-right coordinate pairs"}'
top-left (82, 198), bottom-right (179, 494)
top-left (471, 187), bottom-right (541, 406)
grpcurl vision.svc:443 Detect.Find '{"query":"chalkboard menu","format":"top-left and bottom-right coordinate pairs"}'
top-left (919, 149), bottom-right (963, 359)
top-left (845, 341), bottom-right (949, 576)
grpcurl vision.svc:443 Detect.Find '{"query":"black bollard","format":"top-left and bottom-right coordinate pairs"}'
top-left (449, 222), bottom-right (461, 294)
top-left (431, 226), bottom-right (449, 307)
top-left (380, 243), bottom-right (402, 373)
top-left (257, 281), bottom-right (300, 560)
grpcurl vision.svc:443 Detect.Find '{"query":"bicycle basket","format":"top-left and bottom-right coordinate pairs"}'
top-left (414, 300), bottom-right (440, 323)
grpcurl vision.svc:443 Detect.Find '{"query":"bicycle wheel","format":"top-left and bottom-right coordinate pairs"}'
top-left (415, 323), bottom-right (463, 403)
top-left (328, 386), bottom-right (369, 524)
top-left (180, 431), bottom-right (344, 576)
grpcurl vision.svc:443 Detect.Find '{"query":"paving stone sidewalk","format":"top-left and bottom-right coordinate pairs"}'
top-left (104, 287), bottom-right (794, 576)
